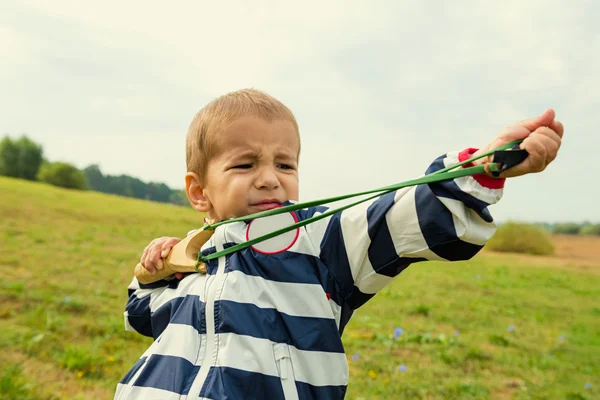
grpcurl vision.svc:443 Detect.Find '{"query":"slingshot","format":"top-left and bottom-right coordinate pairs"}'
top-left (134, 140), bottom-right (527, 284)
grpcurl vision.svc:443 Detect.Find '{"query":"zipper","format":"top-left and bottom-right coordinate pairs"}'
top-left (273, 343), bottom-right (299, 400)
top-left (185, 232), bottom-right (228, 399)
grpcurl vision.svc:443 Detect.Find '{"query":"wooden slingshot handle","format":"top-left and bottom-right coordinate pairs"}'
top-left (134, 227), bottom-right (214, 284)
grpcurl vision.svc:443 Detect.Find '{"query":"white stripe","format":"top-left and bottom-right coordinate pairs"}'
top-left (328, 299), bottom-right (342, 328)
top-left (444, 151), bottom-right (503, 204)
top-left (439, 197), bottom-right (497, 246)
top-left (114, 383), bottom-right (125, 399)
top-left (127, 277), bottom-right (140, 291)
top-left (287, 232), bottom-right (324, 257)
top-left (217, 333), bottom-right (348, 387)
top-left (147, 323), bottom-right (204, 365)
top-left (134, 287), bottom-right (162, 300)
top-left (387, 187), bottom-right (447, 261)
top-left (338, 196), bottom-right (395, 293)
top-left (355, 270), bottom-right (393, 295)
top-left (148, 273), bottom-right (207, 313)
top-left (303, 211), bottom-right (332, 257)
top-left (123, 311), bottom-right (136, 332)
top-left (339, 197), bottom-right (378, 282)
top-left (114, 384), bottom-right (183, 400)
top-left (222, 270), bottom-right (335, 320)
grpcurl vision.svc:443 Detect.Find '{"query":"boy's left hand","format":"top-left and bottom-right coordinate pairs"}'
top-left (471, 108), bottom-right (563, 178)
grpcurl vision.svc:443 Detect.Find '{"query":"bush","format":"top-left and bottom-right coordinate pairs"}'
top-left (485, 221), bottom-right (554, 255)
top-left (37, 161), bottom-right (87, 190)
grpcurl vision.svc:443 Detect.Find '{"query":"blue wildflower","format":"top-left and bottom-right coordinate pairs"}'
top-left (454, 330), bottom-right (459, 336)
top-left (558, 335), bottom-right (565, 341)
top-left (585, 383), bottom-right (591, 390)
top-left (394, 327), bottom-right (404, 339)
top-left (398, 365), bottom-right (407, 372)
top-left (508, 325), bottom-right (515, 332)
top-left (64, 296), bottom-right (72, 303)
top-left (352, 353), bottom-right (359, 361)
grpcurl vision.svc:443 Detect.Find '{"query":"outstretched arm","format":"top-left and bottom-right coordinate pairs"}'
top-left (309, 109), bottom-right (563, 310)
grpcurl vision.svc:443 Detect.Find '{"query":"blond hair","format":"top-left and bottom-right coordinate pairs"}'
top-left (186, 88), bottom-right (299, 182)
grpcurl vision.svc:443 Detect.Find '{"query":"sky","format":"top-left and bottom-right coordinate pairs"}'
top-left (1, 0), bottom-right (598, 223)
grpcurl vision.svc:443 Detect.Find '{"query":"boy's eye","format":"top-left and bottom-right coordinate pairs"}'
top-left (232, 164), bottom-right (252, 169)
top-left (278, 164), bottom-right (294, 170)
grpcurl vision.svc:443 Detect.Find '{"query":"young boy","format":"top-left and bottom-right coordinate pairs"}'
top-left (115, 89), bottom-right (563, 400)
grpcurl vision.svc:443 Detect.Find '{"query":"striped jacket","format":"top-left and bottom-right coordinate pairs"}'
top-left (115, 149), bottom-right (504, 399)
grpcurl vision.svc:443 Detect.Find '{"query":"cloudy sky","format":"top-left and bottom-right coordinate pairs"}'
top-left (2, 0), bottom-right (597, 223)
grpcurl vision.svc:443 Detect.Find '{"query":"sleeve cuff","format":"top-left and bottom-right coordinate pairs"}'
top-left (458, 148), bottom-right (506, 189)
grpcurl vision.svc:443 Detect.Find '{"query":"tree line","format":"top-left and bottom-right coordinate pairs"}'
top-left (0, 134), bottom-right (187, 206)
top-left (548, 222), bottom-right (600, 236)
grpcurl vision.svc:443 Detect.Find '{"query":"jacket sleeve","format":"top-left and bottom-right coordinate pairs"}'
top-left (123, 229), bottom-right (201, 337)
top-left (123, 277), bottom-right (172, 337)
top-left (307, 148), bottom-right (505, 310)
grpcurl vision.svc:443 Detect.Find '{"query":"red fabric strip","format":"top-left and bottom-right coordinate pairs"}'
top-left (458, 148), bottom-right (505, 189)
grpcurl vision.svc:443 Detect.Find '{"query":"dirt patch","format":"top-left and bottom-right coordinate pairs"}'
top-left (551, 234), bottom-right (600, 261)
top-left (5, 351), bottom-right (115, 399)
top-left (481, 235), bottom-right (600, 273)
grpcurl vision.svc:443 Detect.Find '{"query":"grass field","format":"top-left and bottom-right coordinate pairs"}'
top-left (1, 176), bottom-right (598, 399)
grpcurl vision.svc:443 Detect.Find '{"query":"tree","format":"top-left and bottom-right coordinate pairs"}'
top-left (552, 223), bottom-right (581, 235)
top-left (83, 164), bottom-right (105, 190)
top-left (37, 161), bottom-right (88, 190)
top-left (170, 190), bottom-right (188, 206)
top-left (580, 224), bottom-right (600, 236)
top-left (81, 163), bottom-right (187, 206)
top-left (0, 136), bottom-right (20, 177)
top-left (15, 136), bottom-right (43, 180)
top-left (0, 135), bottom-right (44, 180)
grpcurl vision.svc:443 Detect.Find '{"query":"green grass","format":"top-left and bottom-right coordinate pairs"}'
top-left (1, 176), bottom-right (598, 399)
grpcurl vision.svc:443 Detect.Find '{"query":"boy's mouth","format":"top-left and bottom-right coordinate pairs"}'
top-left (250, 199), bottom-right (282, 210)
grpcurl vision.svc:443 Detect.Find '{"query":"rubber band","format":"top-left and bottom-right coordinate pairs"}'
top-left (197, 140), bottom-right (522, 263)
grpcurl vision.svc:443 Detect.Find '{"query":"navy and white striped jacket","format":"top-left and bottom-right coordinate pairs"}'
top-left (115, 149), bottom-right (504, 399)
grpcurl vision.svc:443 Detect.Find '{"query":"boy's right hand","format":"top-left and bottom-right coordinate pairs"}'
top-left (140, 236), bottom-right (182, 276)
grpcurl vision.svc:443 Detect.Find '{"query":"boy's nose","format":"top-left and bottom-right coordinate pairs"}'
top-left (254, 167), bottom-right (280, 190)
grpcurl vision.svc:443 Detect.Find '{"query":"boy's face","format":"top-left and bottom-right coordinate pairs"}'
top-left (187, 116), bottom-right (300, 222)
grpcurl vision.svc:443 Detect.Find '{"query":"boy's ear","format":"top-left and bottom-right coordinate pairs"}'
top-left (185, 172), bottom-right (212, 213)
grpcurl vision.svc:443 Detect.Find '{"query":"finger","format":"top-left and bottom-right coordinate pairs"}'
top-left (148, 244), bottom-right (163, 271)
top-left (141, 247), bottom-right (152, 270)
top-left (161, 237), bottom-right (181, 258)
top-left (532, 130), bottom-right (561, 164)
top-left (142, 258), bottom-right (156, 275)
top-left (519, 108), bottom-right (555, 132)
top-left (550, 120), bottom-right (564, 138)
top-left (498, 124), bottom-right (531, 142)
top-left (140, 243), bottom-right (152, 265)
top-left (143, 258), bottom-right (156, 274)
top-left (533, 126), bottom-right (562, 146)
top-left (521, 136), bottom-right (548, 172)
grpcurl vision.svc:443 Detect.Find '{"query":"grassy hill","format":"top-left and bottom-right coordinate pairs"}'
top-left (1, 176), bottom-right (598, 399)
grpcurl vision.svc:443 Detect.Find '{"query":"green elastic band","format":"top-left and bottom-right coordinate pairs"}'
top-left (199, 140), bottom-right (518, 263)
